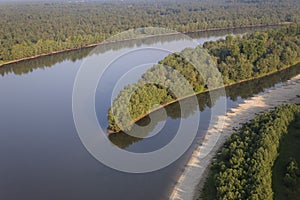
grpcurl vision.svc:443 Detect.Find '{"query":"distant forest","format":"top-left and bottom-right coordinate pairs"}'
top-left (0, 0), bottom-right (300, 65)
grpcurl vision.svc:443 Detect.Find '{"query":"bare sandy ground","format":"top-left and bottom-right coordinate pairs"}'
top-left (169, 74), bottom-right (300, 200)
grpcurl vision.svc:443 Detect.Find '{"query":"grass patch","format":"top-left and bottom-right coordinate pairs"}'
top-left (272, 118), bottom-right (300, 200)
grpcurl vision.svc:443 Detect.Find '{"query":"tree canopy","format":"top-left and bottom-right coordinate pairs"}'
top-left (201, 104), bottom-right (300, 200)
top-left (0, 0), bottom-right (300, 65)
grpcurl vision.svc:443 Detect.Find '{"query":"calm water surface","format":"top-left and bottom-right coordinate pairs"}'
top-left (0, 26), bottom-right (299, 200)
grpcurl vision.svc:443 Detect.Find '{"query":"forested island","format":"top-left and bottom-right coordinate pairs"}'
top-left (200, 104), bottom-right (300, 200)
top-left (0, 0), bottom-right (300, 65)
top-left (108, 24), bottom-right (300, 133)
top-left (108, 63), bottom-right (300, 149)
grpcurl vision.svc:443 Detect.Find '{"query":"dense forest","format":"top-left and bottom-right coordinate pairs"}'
top-left (108, 24), bottom-right (300, 132)
top-left (0, 0), bottom-right (300, 65)
top-left (204, 24), bottom-right (300, 83)
top-left (200, 104), bottom-right (300, 200)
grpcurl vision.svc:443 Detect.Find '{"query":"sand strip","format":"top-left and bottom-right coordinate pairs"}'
top-left (169, 74), bottom-right (300, 200)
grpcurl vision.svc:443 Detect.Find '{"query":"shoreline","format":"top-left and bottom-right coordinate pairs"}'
top-left (169, 74), bottom-right (300, 200)
top-left (108, 60), bottom-right (300, 134)
top-left (0, 22), bottom-right (289, 68)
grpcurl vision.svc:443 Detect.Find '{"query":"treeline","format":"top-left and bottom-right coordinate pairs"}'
top-left (0, 0), bottom-right (300, 65)
top-left (108, 63), bottom-right (300, 149)
top-left (108, 45), bottom-right (224, 132)
top-left (201, 104), bottom-right (300, 200)
top-left (204, 24), bottom-right (300, 84)
top-left (0, 32), bottom-right (189, 76)
top-left (108, 24), bottom-right (300, 132)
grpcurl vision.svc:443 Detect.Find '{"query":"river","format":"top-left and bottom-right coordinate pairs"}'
top-left (0, 26), bottom-right (299, 200)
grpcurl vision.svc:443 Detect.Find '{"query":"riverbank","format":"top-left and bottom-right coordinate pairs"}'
top-left (0, 22), bottom-right (289, 68)
top-left (169, 74), bottom-right (300, 200)
top-left (108, 60), bottom-right (300, 134)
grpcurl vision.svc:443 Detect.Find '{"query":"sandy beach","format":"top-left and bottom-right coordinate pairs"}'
top-left (169, 74), bottom-right (300, 200)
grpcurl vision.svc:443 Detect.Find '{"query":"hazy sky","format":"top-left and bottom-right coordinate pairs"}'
top-left (0, 0), bottom-right (54, 2)
top-left (0, 0), bottom-right (97, 2)
top-left (0, 0), bottom-right (160, 3)
top-left (1, 0), bottom-right (82, 1)
top-left (0, 0), bottom-right (163, 2)
top-left (0, 0), bottom-right (198, 3)
top-left (0, 0), bottom-right (115, 2)
top-left (0, 0), bottom-right (107, 3)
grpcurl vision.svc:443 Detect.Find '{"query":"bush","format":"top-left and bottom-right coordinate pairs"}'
top-left (283, 158), bottom-right (299, 188)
